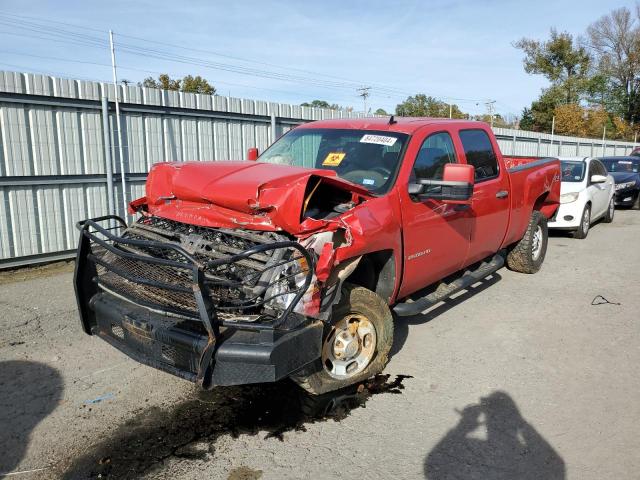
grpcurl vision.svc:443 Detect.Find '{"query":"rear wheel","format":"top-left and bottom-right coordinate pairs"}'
top-left (506, 210), bottom-right (548, 274)
top-left (573, 204), bottom-right (591, 239)
top-left (291, 283), bottom-right (393, 395)
top-left (603, 197), bottom-right (615, 223)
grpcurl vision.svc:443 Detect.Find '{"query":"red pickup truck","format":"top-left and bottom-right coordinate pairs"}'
top-left (74, 118), bottom-right (560, 394)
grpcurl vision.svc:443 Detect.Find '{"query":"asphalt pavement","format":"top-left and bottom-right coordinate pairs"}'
top-left (1, 210), bottom-right (639, 480)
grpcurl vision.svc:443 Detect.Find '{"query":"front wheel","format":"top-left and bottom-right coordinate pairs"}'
top-left (291, 283), bottom-right (393, 395)
top-left (603, 197), bottom-right (615, 223)
top-left (506, 210), bottom-right (548, 274)
top-left (573, 204), bottom-right (591, 239)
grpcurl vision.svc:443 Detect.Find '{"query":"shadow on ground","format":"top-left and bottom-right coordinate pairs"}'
top-left (391, 273), bottom-right (502, 358)
top-left (60, 373), bottom-right (412, 479)
top-left (0, 360), bottom-right (63, 478)
top-left (424, 391), bottom-right (565, 480)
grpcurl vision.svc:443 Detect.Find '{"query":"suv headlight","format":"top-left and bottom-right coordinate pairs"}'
top-left (615, 181), bottom-right (635, 191)
top-left (560, 192), bottom-right (579, 204)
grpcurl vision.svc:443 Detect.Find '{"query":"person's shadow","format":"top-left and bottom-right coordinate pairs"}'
top-left (0, 360), bottom-right (63, 478)
top-left (424, 391), bottom-right (565, 480)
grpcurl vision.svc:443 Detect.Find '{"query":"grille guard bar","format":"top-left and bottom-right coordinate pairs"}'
top-left (74, 215), bottom-right (316, 342)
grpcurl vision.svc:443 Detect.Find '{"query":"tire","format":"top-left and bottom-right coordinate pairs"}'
top-left (291, 283), bottom-right (393, 395)
top-left (603, 197), bottom-right (615, 223)
top-left (506, 210), bottom-right (548, 274)
top-left (573, 204), bottom-right (591, 239)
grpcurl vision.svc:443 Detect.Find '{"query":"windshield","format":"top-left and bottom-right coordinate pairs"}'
top-left (600, 158), bottom-right (640, 173)
top-left (560, 160), bottom-right (586, 182)
top-left (258, 128), bottom-right (409, 193)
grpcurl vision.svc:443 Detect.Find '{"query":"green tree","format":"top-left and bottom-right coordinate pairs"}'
top-left (514, 29), bottom-right (591, 104)
top-left (140, 74), bottom-right (216, 94)
top-left (374, 108), bottom-right (388, 115)
top-left (300, 100), bottom-right (341, 109)
top-left (520, 86), bottom-right (566, 132)
top-left (181, 75), bottom-right (215, 94)
top-left (395, 94), bottom-right (466, 118)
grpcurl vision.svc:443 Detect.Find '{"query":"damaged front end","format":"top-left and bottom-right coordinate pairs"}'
top-left (74, 215), bottom-right (325, 388)
top-left (74, 161), bottom-right (374, 389)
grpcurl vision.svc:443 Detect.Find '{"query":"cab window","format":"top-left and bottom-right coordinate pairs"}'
top-left (411, 132), bottom-right (457, 182)
top-left (459, 129), bottom-right (499, 181)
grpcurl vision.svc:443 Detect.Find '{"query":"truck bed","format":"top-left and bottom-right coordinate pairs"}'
top-left (501, 156), bottom-right (561, 248)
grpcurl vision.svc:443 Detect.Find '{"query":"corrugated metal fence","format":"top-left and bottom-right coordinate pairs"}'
top-left (0, 71), bottom-right (636, 267)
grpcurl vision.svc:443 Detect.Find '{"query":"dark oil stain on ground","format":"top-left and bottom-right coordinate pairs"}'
top-left (60, 374), bottom-right (411, 479)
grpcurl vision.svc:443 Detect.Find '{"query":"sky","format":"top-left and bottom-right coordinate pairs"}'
top-left (0, 0), bottom-right (636, 117)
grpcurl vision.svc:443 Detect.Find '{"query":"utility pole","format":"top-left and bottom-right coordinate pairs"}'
top-left (109, 30), bottom-right (127, 219)
top-left (357, 86), bottom-right (371, 116)
top-left (449, 103), bottom-right (452, 119)
top-left (485, 100), bottom-right (496, 127)
top-left (550, 116), bottom-right (555, 156)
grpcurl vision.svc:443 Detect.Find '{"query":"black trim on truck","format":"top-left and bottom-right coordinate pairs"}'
top-left (74, 215), bottom-right (321, 388)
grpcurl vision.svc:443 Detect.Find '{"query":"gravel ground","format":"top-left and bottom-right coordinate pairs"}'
top-left (1, 210), bottom-right (639, 480)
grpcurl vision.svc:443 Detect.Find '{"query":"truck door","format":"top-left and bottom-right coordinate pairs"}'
top-left (458, 129), bottom-right (510, 266)
top-left (398, 131), bottom-right (473, 298)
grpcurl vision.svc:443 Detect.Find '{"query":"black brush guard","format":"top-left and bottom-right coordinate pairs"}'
top-left (74, 215), bottom-right (323, 388)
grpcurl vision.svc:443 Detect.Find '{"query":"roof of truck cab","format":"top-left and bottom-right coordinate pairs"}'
top-left (294, 117), bottom-right (489, 135)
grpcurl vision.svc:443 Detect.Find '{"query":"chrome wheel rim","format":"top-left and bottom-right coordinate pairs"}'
top-left (609, 200), bottom-right (614, 218)
top-left (322, 313), bottom-right (377, 379)
top-left (531, 225), bottom-right (543, 261)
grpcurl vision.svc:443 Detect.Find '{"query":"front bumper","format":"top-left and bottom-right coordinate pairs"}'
top-left (74, 215), bottom-right (322, 388)
top-left (614, 189), bottom-right (638, 206)
top-left (90, 292), bottom-right (323, 386)
top-left (547, 202), bottom-right (583, 230)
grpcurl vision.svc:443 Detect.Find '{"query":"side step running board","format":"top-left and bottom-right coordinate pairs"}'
top-left (393, 253), bottom-right (505, 317)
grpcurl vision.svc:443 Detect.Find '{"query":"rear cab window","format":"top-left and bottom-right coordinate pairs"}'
top-left (459, 129), bottom-right (499, 181)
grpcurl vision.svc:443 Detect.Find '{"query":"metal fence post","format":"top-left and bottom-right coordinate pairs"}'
top-left (270, 112), bottom-right (277, 144)
top-left (537, 138), bottom-right (541, 157)
top-left (101, 96), bottom-right (115, 218)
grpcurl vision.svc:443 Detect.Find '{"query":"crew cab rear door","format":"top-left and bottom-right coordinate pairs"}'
top-left (397, 130), bottom-right (473, 298)
top-left (458, 128), bottom-right (510, 266)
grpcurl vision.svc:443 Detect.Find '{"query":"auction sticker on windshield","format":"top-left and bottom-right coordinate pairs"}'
top-left (322, 152), bottom-right (346, 166)
top-left (360, 134), bottom-right (397, 146)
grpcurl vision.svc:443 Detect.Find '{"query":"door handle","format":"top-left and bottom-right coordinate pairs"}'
top-left (496, 190), bottom-right (509, 199)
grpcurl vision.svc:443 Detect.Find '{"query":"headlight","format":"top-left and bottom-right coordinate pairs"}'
top-left (267, 254), bottom-right (314, 311)
top-left (560, 192), bottom-right (579, 204)
top-left (615, 181), bottom-right (635, 191)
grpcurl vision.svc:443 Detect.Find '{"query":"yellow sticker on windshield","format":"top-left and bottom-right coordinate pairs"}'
top-left (322, 152), bottom-right (346, 166)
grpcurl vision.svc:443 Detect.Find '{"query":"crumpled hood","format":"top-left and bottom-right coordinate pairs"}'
top-left (137, 161), bottom-right (372, 234)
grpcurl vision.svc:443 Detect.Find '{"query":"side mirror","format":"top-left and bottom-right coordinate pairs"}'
top-left (409, 163), bottom-right (475, 204)
top-left (591, 174), bottom-right (607, 184)
top-left (247, 147), bottom-right (259, 161)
